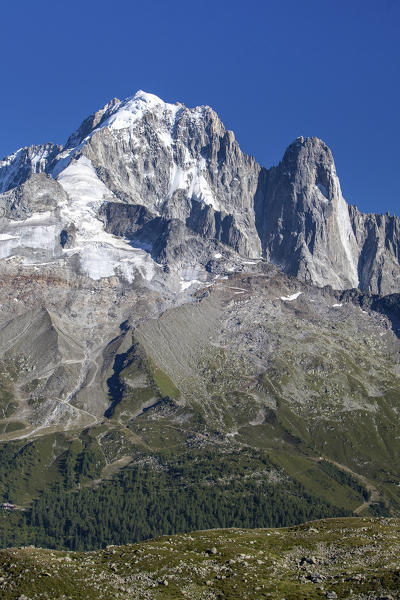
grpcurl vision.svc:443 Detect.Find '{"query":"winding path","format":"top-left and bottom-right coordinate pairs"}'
top-left (311, 456), bottom-right (381, 514)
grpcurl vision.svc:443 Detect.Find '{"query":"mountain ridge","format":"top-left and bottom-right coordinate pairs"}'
top-left (0, 90), bottom-right (399, 294)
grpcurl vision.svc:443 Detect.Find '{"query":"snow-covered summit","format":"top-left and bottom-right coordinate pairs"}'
top-left (51, 89), bottom-right (227, 218)
top-left (62, 90), bottom-right (183, 153)
top-left (0, 89), bottom-right (256, 285)
top-left (100, 90), bottom-right (181, 132)
top-left (51, 90), bottom-right (187, 179)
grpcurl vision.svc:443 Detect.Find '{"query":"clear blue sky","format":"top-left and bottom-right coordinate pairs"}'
top-left (1, 0), bottom-right (399, 215)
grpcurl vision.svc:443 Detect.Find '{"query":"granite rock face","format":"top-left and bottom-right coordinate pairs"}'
top-left (0, 91), bottom-right (399, 295)
top-left (255, 137), bottom-right (360, 290)
top-left (0, 173), bottom-right (68, 220)
top-left (79, 94), bottom-right (263, 259)
top-left (255, 137), bottom-right (400, 294)
top-left (349, 205), bottom-right (400, 295)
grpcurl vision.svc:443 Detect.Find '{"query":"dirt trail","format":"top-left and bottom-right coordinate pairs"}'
top-left (311, 456), bottom-right (380, 514)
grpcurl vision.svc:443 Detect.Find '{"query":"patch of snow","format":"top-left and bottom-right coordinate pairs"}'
top-left (190, 171), bottom-right (219, 211)
top-left (20, 211), bottom-right (53, 223)
top-left (157, 129), bottom-right (174, 148)
top-left (219, 285), bottom-right (247, 294)
top-left (213, 252), bottom-right (222, 259)
top-left (0, 234), bottom-right (18, 241)
top-left (280, 292), bottom-right (302, 302)
top-left (0, 215), bottom-right (59, 259)
top-left (22, 261), bottom-right (55, 266)
top-left (77, 244), bottom-right (117, 280)
top-left (167, 164), bottom-right (188, 197)
top-left (180, 278), bottom-right (203, 291)
top-left (58, 158), bottom-right (127, 240)
top-left (51, 148), bottom-right (77, 178)
top-left (226, 430), bottom-right (238, 438)
top-left (167, 157), bottom-right (220, 211)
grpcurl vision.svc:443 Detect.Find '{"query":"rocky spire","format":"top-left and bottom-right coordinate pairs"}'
top-left (256, 136), bottom-right (360, 289)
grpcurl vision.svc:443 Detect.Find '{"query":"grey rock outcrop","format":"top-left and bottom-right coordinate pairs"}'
top-left (0, 173), bottom-right (67, 220)
top-left (64, 97), bottom-right (120, 150)
top-left (79, 93), bottom-right (262, 258)
top-left (99, 202), bottom-right (158, 240)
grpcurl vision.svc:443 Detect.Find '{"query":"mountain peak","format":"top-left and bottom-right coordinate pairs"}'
top-left (282, 136), bottom-right (332, 163)
top-left (64, 91), bottom-right (179, 151)
top-left (132, 89), bottom-right (167, 104)
top-left (1, 91), bottom-right (400, 295)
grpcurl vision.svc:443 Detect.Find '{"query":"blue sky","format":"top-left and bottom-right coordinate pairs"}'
top-left (1, 0), bottom-right (399, 215)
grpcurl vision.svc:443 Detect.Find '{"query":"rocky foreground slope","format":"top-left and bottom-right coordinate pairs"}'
top-left (0, 518), bottom-right (399, 600)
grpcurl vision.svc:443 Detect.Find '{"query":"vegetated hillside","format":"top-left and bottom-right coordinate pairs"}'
top-left (0, 518), bottom-right (399, 599)
top-left (0, 446), bottom-right (354, 550)
top-left (99, 270), bottom-right (400, 518)
top-left (0, 269), bottom-right (400, 549)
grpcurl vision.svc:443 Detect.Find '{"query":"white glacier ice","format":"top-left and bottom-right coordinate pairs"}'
top-left (56, 156), bottom-right (156, 282)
